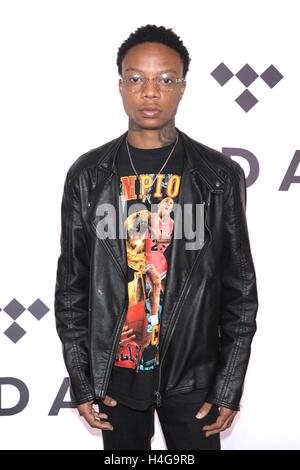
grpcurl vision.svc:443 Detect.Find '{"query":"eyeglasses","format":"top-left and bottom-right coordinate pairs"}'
top-left (121, 73), bottom-right (186, 93)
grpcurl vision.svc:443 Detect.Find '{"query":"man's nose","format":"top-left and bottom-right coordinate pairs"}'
top-left (142, 78), bottom-right (160, 97)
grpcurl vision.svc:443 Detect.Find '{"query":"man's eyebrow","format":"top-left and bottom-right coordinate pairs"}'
top-left (123, 67), bottom-right (178, 74)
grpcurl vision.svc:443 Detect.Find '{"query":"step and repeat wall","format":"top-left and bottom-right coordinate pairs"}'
top-left (0, 0), bottom-right (299, 449)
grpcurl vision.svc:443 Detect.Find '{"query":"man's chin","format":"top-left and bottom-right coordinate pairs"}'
top-left (132, 118), bottom-right (166, 130)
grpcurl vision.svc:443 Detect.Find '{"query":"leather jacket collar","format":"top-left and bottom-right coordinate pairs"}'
top-left (97, 127), bottom-right (225, 191)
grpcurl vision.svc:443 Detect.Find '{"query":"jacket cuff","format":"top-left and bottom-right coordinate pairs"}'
top-left (206, 389), bottom-right (241, 411)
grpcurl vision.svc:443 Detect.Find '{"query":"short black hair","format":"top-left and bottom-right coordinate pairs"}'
top-left (117, 24), bottom-right (191, 78)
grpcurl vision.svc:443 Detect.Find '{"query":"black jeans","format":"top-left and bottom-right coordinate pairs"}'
top-left (99, 390), bottom-right (221, 450)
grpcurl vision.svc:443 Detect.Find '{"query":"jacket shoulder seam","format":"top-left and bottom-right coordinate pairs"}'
top-left (183, 133), bottom-right (243, 189)
top-left (66, 134), bottom-right (125, 183)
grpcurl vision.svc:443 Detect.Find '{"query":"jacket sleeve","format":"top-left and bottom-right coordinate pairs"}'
top-left (54, 170), bottom-right (95, 405)
top-left (206, 162), bottom-right (258, 410)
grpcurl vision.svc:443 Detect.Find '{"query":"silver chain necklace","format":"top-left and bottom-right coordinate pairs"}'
top-left (125, 132), bottom-right (179, 203)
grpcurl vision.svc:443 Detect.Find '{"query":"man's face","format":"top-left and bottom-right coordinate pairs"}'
top-left (119, 42), bottom-right (186, 129)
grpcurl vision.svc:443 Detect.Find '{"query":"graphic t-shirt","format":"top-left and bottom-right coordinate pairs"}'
top-left (106, 134), bottom-right (185, 410)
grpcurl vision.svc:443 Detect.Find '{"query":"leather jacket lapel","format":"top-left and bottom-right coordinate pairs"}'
top-left (88, 132), bottom-right (128, 282)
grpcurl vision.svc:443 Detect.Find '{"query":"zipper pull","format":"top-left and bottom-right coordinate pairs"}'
top-left (155, 391), bottom-right (162, 407)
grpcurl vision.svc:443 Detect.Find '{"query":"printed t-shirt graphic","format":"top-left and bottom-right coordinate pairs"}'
top-left (115, 174), bottom-right (180, 372)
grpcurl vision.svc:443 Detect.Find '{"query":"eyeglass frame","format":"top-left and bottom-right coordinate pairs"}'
top-left (120, 72), bottom-right (186, 93)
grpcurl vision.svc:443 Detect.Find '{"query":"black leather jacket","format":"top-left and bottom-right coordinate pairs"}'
top-left (54, 127), bottom-right (258, 410)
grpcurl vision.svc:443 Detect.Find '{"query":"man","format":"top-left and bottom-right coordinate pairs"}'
top-left (54, 24), bottom-right (258, 450)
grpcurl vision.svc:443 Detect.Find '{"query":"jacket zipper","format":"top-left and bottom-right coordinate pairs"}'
top-left (91, 169), bottom-right (130, 400)
top-left (94, 240), bottom-right (129, 399)
top-left (154, 186), bottom-right (212, 407)
top-left (91, 215), bottom-right (129, 391)
top-left (99, 297), bottom-right (129, 400)
top-left (154, 238), bottom-right (210, 406)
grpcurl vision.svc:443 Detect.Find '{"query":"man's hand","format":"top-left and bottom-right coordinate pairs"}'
top-left (77, 395), bottom-right (117, 431)
top-left (196, 402), bottom-right (237, 437)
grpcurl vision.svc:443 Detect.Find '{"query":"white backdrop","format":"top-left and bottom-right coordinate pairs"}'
top-left (0, 0), bottom-right (299, 450)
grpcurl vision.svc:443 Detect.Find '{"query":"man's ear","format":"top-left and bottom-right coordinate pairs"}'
top-left (180, 79), bottom-right (186, 99)
top-left (119, 78), bottom-right (123, 94)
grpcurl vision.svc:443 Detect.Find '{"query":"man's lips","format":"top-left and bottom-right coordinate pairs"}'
top-left (138, 107), bottom-right (162, 117)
